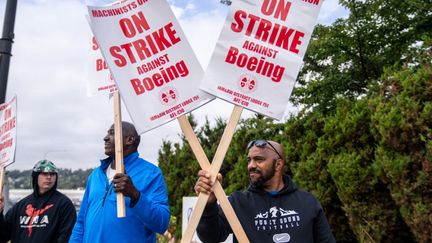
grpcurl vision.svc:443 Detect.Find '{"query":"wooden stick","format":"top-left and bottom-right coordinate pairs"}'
top-left (179, 105), bottom-right (249, 243)
top-left (177, 115), bottom-right (210, 171)
top-left (177, 115), bottom-right (246, 239)
top-left (208, 105), bottom-right (243, 178)
top-left (0, 166), bottom-right (5, 198)
top-left (113, 91), bottom-right (126, 218)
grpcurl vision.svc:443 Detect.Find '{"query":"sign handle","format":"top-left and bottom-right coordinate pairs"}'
top-left (0, 166), bottom-right (5, 198)
top-left (113, 91), bottom-right (126, 218)
top-left (179, 105), bottom-right (249, 243)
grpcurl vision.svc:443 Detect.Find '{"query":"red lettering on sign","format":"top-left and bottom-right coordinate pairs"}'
top-left (231, 11), bottom-right (304, 55)
top-left (130, 60), bottom-right (189, 95)
top-left (110, 23), bottom-right (181, 67)
top-left (4, 109), bottom-right (11, 120)
top-left (302, 0), bottom-right (319, 5)
top-left (0, 117), bottom-right (16, 136)
top-left (96, 59), bottom-right (109, 71)
top-left (91, 2), bottom-right (138, 17)
top-left (225, 46), bottom-right (284, 82)
top-left (119, 11), bottom-right (150, 38)
top-left (92, 37), bottom-right (99, 50)
top-left (261, 0), bottom-right (292, 22)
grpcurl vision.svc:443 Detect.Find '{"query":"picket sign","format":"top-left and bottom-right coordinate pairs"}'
top-left (87, 4), bottom-right (124, 217)
top-left (0, 166), bottom-right (5, 197)
top-left (182, 0), bottom-right (324, 239)
top-left (87, 0), bottom-right (213, 219)
top-left (113, 91), bottom-right (126, 217)
top-left (0, 96), bottom-right (18, 200)
top-left (178, 105), bottom-right (249, 243)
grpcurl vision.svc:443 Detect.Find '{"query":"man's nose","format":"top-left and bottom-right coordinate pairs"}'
top-left (248, 160), bottom-right (257, 169)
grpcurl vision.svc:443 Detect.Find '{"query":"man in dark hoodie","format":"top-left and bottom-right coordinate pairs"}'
top-left (0, 160), bottom-right (76, 243)
top-left (195, 140), bottom-right (336, 243)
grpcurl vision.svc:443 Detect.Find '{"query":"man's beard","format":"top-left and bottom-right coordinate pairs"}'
top-left (249, 159), bottom-right (276, 189)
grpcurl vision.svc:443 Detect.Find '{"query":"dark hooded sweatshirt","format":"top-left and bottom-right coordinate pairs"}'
top-left (0, 171), bottom-right (77, 243)
top-left (197, 175), bottom-right (335, 243)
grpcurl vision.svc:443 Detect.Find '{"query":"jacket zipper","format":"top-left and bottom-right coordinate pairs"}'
top-left (102, 184), bottom-right (109, 207)
top-left (102, 169), bottom-right (111, 207)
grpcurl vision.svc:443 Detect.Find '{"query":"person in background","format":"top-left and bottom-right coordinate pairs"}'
top-left (195, 140), bottom-right (336, 243)
top-left (69, 121), bottom-right (170, 243)
top-left (0, 160), bottom-right (77, 243)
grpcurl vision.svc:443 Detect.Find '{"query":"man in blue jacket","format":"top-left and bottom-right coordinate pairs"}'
top-left (195, 140), bottom-right (335, 243)
top-left (69, 122), bottom-right (170, 243)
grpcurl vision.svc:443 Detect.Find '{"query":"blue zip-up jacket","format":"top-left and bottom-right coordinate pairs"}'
top-left (69, 152), bottom-right (170, 243)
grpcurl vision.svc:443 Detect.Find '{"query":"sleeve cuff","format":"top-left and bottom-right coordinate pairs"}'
top-left (129, 191), bottom-right (141, 208)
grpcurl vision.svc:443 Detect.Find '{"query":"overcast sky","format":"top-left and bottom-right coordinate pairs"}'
top-left (0, 0), bottom-right (347, 171)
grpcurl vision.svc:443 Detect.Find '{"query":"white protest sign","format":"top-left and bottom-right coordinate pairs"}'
top-left (86, 1), bottom-right (125, 96)
top-left (182, 197), bottom-right (233, 243)
top-left (0, 96), bottom-right (17, 167)
top-left (200, 0), bottom-right (323, 119)
top-left (87, 0), bottom-right (214, 133)
top-left (86, 35), bottom-right (118, 96)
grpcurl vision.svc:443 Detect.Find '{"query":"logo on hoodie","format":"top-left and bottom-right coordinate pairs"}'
top-left (19, 204), bottom-right (54, 237)
top-left (254, 206), bottom-right (301, 231)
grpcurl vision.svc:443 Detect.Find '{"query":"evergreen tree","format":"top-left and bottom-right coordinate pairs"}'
top-left (369, 45), bottom-right (432, 242)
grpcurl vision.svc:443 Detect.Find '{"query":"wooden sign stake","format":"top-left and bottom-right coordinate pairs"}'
top-left (178, 105), bottom-right (249, 243)
top-left (113, 91), bottom-right (126, 218)
top-left (0, 166), bottom-right (5, 198)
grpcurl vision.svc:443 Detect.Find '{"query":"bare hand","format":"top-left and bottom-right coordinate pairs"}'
top-left (194, 170), bottom-right (222, 205)
top-left (113, 173), bottom-right (140, 204)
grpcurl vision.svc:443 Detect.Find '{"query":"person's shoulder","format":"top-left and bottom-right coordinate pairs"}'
top-left (11, 193), bottom-right (36, 212)
top-left (52, 190), bottom-right (74, 204)
top-left (292, 188), bottom-right (323, 206)
top-left (54, 189), bottom-right (68, 197)
top-left (15, 193), bottom-right (34, 206)
top-left (294, 188), bottom-right (317, 197)
top-left (136, 156), bottom-right (161, 171)
top-left (86, 166), bottom-right (103, 178)
top-left (128, 156), bottom-right (164, 181)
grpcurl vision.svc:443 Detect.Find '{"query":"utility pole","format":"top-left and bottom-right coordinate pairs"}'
top-left (0, 0), bottom-right (18, 103)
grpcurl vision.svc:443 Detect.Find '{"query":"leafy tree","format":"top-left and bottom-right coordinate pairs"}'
top-left (293, 0), bottom-right (432, 113)
top-left (282, 112), bottom-right (357, 242)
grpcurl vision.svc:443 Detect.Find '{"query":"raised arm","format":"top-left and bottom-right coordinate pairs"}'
top-left (195, 170), bottom-right (231, 243)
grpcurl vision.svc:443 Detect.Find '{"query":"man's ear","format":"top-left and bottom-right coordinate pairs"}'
top-left (275, 159), bottom-right (284, 172)
top-left (124, 135), bottom-right (135, 146)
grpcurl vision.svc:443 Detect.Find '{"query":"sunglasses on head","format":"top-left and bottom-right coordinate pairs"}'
top-left (247, 139), bottom-right (283, 160)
